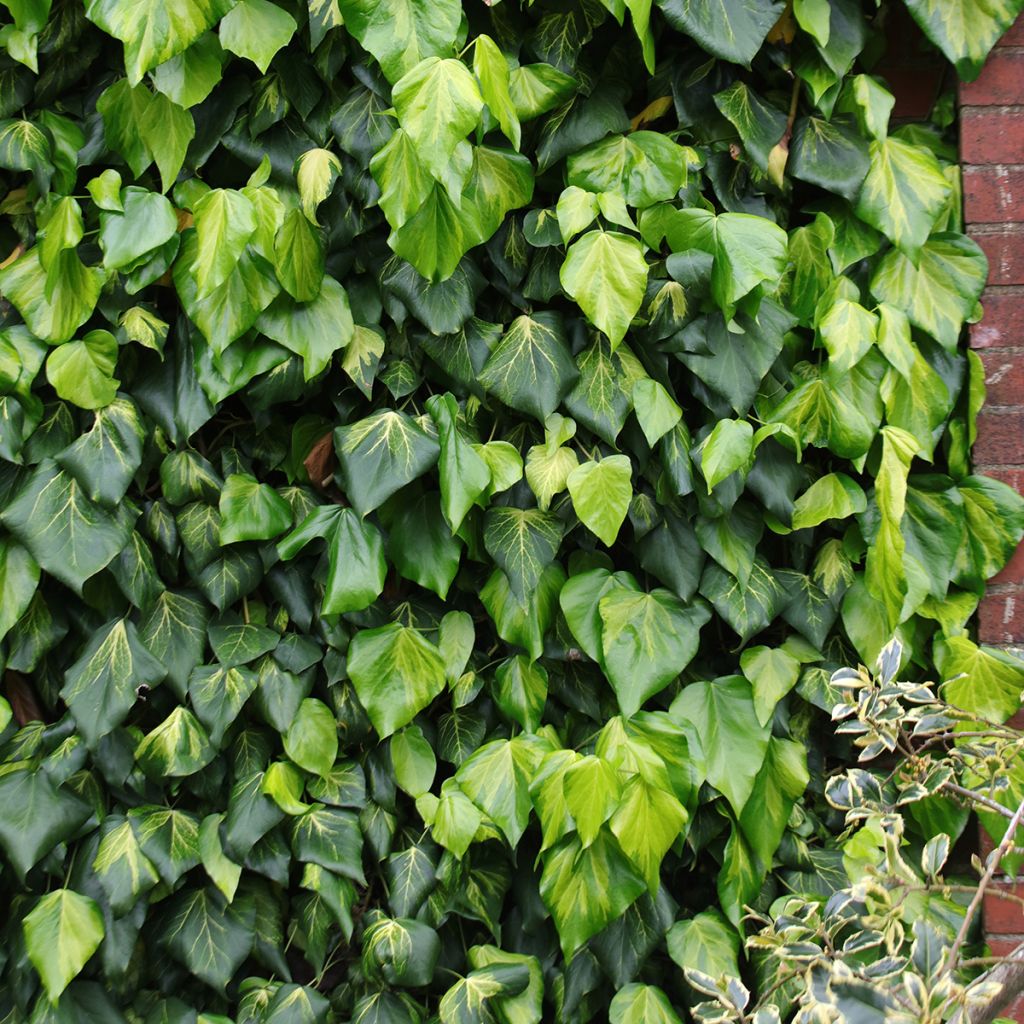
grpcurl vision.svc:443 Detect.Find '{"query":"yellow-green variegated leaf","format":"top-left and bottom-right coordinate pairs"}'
top-left (904, 0), bottom-right (1024, 80)
top-left (135, 706), bottom-right (217, 777)
top-left (347, 623), bottom-right (446, 738)
top-left (538, 831), bottom-right (646, 957)
top-left (560, 230), bottom-right (647, 349)
top-left (855, 136), bottom-right (951, 258)
top-left (84, 0), bottom-right (237, 84)
top-left (92, 817), bottom-right (160, 914)
top-left (23, 889), bottom-right (105, 1003)
top-left (609, 983), bottom-right (683, 1024)
top-left (567, 455), bottom-right (633, 547)
top-left (870, 232), bottom-right (988, 351)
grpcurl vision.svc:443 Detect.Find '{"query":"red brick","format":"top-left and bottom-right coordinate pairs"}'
top-left (978, 587), bottom-right (1024, 644)
top-left (964, 165), bottom-right (1024, 223)
top-left (961, 107), bottom-right (1024, 164)
top-left (975, 408), bottom-right (1024, 463)
top-left (976, 466), bottom-right (1024, 491)
top-left (970, 225), bottom-right (1024, 285)
top-left (989, 937), bottom-right (1024, 956)
top-left (961, 48), bottom-right (1024, 106)
top-left (992, 538), bottom-right (1024, 585)
top-left (979, 349), bottom-right (1024, 405)
top-left (973, 287), bottom-right (1024, 349)
top-left (999, 17), bottom-right (1024, 47)
top-left (985, 882), bottom-right (1024, 934)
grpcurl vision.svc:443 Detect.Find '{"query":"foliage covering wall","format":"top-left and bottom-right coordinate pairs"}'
top-left (1, 0), bottom-right (1024, 1020)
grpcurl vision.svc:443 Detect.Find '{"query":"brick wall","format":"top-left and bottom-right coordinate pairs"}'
top-left (960, 19), bottom-right (1024, 1022)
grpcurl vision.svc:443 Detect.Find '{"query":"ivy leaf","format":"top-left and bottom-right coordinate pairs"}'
top-left (539, 832), bottom-right (646, 957)
top-left (24, 889), bottom-right (105, 1003)
top-left (632, 380), bottom-right (681, 447)
top-left (481, 563), bottom-right (566, 661)
top-left (136, 706), bottom-right (217, 777)
top-left (0, 536), bottom-right (38, 644)
top-left (667, 909), bottom-right (739, 981)
top-left (219, 473), bottom-right (293, 543)
top-left (599, 588), bottom-right (710, 717)
top-left (60, 618), bottom-right (166, 746)
top-left (427, 392), bottom-right (492, 532)
top-left (393, 57), bottom-right (483, 181)
top-left (566, 132), bottom-right (687, 208)
top-left (609, 777), bottom-right (687, 894)
top-left (150, 31), bottom-right (225, 108)
top-left (334, 411), bottom-right (440, 516)
top-left (466, 945), bottom-right (544, 1024)
top-left (478, 313), bottom-right (579, 423)
top-left (560, 230), bottom-right (647, 349)
top-left (456, 734), bottom-right (550, 846)
top-left (738, 736), bottom-right (808, 867)
top-left (138, 590), bottom-right (211, 697)
top-left (656, 0), bottom-right (784, 65)
top-left (641, 207), bottom-right (787, 314)
top-left (84, 0), bottom-right (236, 84)
top-left (335, 0), bottom-right (461, 82)
top-left (739, 646), bottom-right (801, 726)
top-left (474, 35), bottom-right (520, 150)
top-left (99, 187), bottom-right (178, 271)
top-left (284, 698), bottom-right (339, 777)
top-left (189, 664), bottom-right (258, 743)
top-left (609, 984), bottom-right (682, 1024)
top-left (789, 116), bottom-right (870, 201)
top-left (714, 82), bottom-right (787, 171)
top-left (348, 623), bottom-right (447, 738)
top-left (0, 766), bottom-right (91, 878)
top-left (219, 0), bottom-right (296, 73)
top-left (483, 508), bottom-right (564, 600)
top-left (870, 233), bottom-right (987, 351)
top-left (791, 473), bottom-right (867, 530)
top-left (274, 208), bottom-right (325, 303)
top-left (0, 248), bottom-right (104, 344)
top-left (128, 806), bottom-right (202, 886)
top-left (938, 636), bottom-right (1024, 724)
top-left (279, 506), bottom-right (387, 614)
top-left (162, 887), bottom-right (255, 991)
top-left (903, 0), bottom-right (1024, 80)
top-left (567, 455), bottom-right (633, 547)
top-left (493, 655), bottom-right (548, 734)
top-left (669, 675), bottom-right (770, 816)
top-left (46, 330), bottom-right (120, 411)
top-left (855, 136), bottom-right (951, 258)
top-left (439, 964), bottom-right (531, 1024)
top-left (292, 807), bottom-right (364, 881)
top-left (93, 817), bottom-right (161, 915)
top-left (362, 915), bottom-right (440, 987)
top-left (295, 148), bottom-right (342, 223)
top-left (700, 419), bottom-right (754, 492)
top-left (257, 276), bottom-right (355, 379)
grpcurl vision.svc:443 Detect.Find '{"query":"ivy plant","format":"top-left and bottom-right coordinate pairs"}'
top-left (0, 0), bottom-right (1022, 1020)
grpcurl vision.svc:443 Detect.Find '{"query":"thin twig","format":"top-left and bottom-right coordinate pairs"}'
top-left (943, 794), bottom-right (1024, 979)
top-left (942, 781), bottom-right (1019, 821)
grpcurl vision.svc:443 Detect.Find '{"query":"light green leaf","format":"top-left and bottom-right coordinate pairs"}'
top-left (467, 945), bottom-right (544, 1024)
top-left (93, 817), bottom-right (160, 915)
top-left (84, 0), bottom-right (236, 83)
top-left (938, 636), bottom-right (1024, 724)
top-left (669, 676), bottom-right (770, 816)
top-left (740, 645), bottom-right (801, 727)
top-left (99, 186), bottom-right (178, 271)
top-left (257, 276), bottom-right (355, 379)
top-left (219, 473), bottom-right (293, 543)
top-left (493, 655), bottom-right (548, 734)
top-left (903, 0), bottom-right (1024, 80)
top-left (334, 0), bottom-right (461, 82)
top-left (738, 736), bottom-right (808, 867)
top-left (609, 776), bottom-right (687, 893)
top-left (24, 889), bottom-right (104, 1003)
top-left (274, 208), bottom-right (325, 303)
top-left (700, 419), bottom-right (754, 492)
top-left (456, 734), bottom-right (550, 846)
top-left (393, 57), bottom-right (483, 181)
top-left (791, 473), bottom-right (867, 530)
top-left (427, 392), bottom-right (492, 532)
top-left (284, 698), bottom-right (338, 777)
top-left (199, 813), bottom-right (242, 902)
top-left (818, 295), bottom-right (878, 372)
top-left (667, 909), bottom-right (739, 982)
top-left (567, 132), bottom-right (687, 209)
top-left (539, 832), bottom-right (646, 957)
top-left (474, 34), bottom-right (520, 150)
top-left (191, 188), bottom-right (257, 297)
top-left (563, 754), bottom-right (622, 848)
top-left (219, 0), bottom-right (296, 72)
top-left (46, 330), bottom-right (120, 411)
top-left (430, 780), bottom-right (484, 858)
top-left (348, 623), bottom-right (447, 738)
top-left (567, 455), bottom-right (633, 547)
top-left (150, 31), bottom-right (225, 108)
top-left (392, 724), bottom-right (437, 798)
top-left (870, 232), bottom-right (987, 351)
top-left (556, 185), bottom-right (599, 243)
top-left (609, 984), bottom-right (682, 1024)
top-left (632, 379), bottom-right (681, 447)
top-left (135, 706), bottom-right (217, 777)
top-left (0, 248), bottom-right (104, 344)
top-left (855, 136), bottom-right (951, 258)
top-left (295, 147), bottom-right (342, 223)
top-left (560, 230), bottom-right (647, 349)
